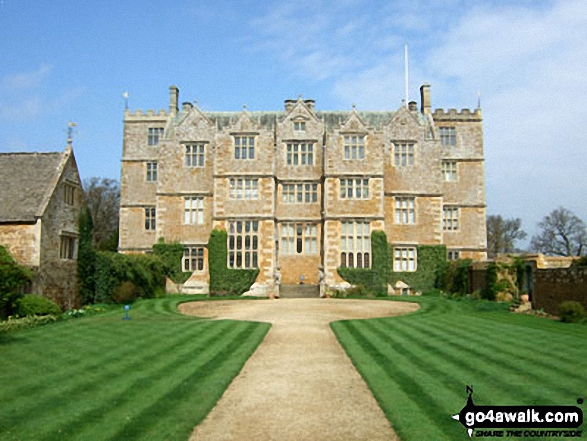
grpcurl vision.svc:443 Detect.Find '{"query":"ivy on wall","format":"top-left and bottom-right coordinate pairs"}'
top-left (208, 229), bottom-right (259, 296)
top-left (337, 232), bottom-right (447, 295)
top-left (152, 241), bottom-right (192, 284)
top-left (390, 245), bottom-right (447, 293)
top-left (337, 230), bottom-right (390, 296)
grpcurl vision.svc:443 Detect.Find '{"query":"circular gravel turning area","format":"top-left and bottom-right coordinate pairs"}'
top-left (179, 298), bottom-right (419, 441)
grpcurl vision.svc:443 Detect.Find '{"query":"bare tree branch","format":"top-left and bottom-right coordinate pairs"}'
top-left (530, 207), bottom-right (587, 256)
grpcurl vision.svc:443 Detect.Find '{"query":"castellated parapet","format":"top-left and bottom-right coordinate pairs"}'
top-left (119, 85), bottom-right (487, 295)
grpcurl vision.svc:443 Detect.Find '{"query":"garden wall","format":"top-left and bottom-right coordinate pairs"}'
top-left (532, 266), bottom-right (587, 315)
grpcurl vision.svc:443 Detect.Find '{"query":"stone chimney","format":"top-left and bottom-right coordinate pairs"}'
top-left (284, 99), bottom-right (296, 112)
top-left (420, 84), bottom-right (431, 115)
top-left (408, 101), bottom-right (418, 112)
top-left (304, 99), bottom-right (315, 112)
top-left (169, 85), bottom-right (179, 114)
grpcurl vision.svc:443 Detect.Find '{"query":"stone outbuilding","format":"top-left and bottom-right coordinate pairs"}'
top-left (0, 146), bottom-right (83, 308)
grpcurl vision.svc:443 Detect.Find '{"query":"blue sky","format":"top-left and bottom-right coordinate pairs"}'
top-left (1, 0), bottom-right (585, 241)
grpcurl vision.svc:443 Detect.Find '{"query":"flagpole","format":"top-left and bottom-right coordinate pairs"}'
top-left (404, 44), bottom-right (409, 108)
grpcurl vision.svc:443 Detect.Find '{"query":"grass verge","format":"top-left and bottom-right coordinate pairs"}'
top-left (0, 295), bottom-right (270, 441)
top-left (331, 295), bottom-right (587, 441)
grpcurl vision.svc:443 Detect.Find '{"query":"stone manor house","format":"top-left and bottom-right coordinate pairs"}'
top-left (119, 85), bottom-right (487, 294)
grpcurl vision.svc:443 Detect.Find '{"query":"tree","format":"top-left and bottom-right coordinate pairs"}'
top-left (486, 215), bottom-right (527, 258)
top-left (83, 177), bottom-right (120, 251)
top-left (530, 207), bottom-right (587, 256)
top-left (77, 206), bottom-right (96, 305)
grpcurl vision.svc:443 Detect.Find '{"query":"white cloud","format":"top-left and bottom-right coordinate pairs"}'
top-left (1, 64), bottom-right (53, 91)
top-left (0, 65), bottom-right (83, 121)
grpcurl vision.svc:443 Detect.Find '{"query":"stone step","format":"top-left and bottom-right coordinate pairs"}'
top-left (279, 284), bottom-right (319, 298)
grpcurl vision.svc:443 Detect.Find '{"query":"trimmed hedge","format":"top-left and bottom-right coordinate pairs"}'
top-left (0, 245), bottom-right (33, 319)
top-left (208, 229), bottom-right (259, 296)
top-left (94, 252), bottom-right (166, 303)
top-left (16, 294), bottom-right (61, 317)
top-left (153, 241), bottom-right (192, 284)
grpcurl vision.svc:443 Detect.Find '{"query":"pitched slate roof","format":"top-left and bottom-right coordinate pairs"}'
top-left (0, 151), bottom-right (65, 222)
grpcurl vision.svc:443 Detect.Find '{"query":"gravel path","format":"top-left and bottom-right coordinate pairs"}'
top-left (179, 298), bottom-right (419, 441)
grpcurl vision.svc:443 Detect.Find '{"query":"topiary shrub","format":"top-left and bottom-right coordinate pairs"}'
top-left (16, 294), bottom-right (61, 317)
top-left (558, 301), bottom-right (585, 323)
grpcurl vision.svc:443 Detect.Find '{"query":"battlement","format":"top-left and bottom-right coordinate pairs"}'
top-left (432, 108), bottom-right (482, 121)
top-left (124, 109), bottom-right (169, 121)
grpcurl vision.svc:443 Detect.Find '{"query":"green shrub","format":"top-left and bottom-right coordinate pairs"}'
top-left (0, 246), bottom-right (33, 319)
top-left (438, 258), bottom-right (471, 296)
top-left (16, 294), bottom-right (61, 317)
top-left (558, 301), bottom-right (585, 323)
top-left (208, 229), bottom-right (259, 296)
top-left (94, 252), bottom-right (166, 303)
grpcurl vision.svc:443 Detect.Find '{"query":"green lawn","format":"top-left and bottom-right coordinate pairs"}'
top-left (332, 296), bottom-right (587, 441)
top-left (0, 296), bottom-right (270, 441)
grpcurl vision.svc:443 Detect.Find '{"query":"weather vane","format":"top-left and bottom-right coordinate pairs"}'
top-left (67, 121), bottom-right (76, 146)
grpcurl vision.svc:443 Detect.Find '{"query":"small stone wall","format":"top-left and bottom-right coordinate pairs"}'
top-left (532, 266), bottom-right (587, 315)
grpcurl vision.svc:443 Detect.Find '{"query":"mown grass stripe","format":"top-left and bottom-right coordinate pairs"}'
top-left (127, 323), bottom-right (270, 440)
top-left (0, 320), bottom-right (214, 402)
top-left (106, 322), bottom-right (269, 441)
top-left (404, 317), bottom-right (583, 398)
top-left (367, 318), bottom-right (567, 407)
top-left (1, 320), bottom-right (227, 435)
top-left (332, 321), bottom-right (441, 441)
top-left (433, 312), bottom-right (587, 362)
top-left (32, 321), bottom-right (253, 441)
top-left (337, 319), bottom-right (464, 440)
top-left (0, 319), bottom-right (208, 399)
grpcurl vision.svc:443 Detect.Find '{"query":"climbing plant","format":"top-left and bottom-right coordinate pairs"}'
top-left (208, 229), bottom-right (259, 296)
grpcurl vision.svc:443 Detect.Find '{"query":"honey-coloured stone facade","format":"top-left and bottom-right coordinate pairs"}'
top-left (119, 85), bottom-right (487, 293)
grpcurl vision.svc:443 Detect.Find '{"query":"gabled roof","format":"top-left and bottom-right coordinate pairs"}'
top-left (0, 149), bottom-right (67, 222)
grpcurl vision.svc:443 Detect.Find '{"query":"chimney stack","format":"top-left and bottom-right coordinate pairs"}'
top-left (284, 99), bottom-right (296, 112)
top-left (169, 85), bottom-right (179, 114)
top-left (420, 84), bottom-right (431, 115)
top-left (304, 99), bottom-right (315, 112)
top-left (408, 101), bottom-right (418, 112)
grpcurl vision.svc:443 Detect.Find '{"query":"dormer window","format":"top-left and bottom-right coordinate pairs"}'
top-left (293, 121), bottom-right (306, 132)
top-left (234, 136), bottom-right (255, 159)
top-left (343, 135), bottom-right (365, 160)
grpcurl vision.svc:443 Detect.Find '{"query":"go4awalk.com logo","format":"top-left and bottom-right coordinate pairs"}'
top-left (451, 386), bottom-right (583, 438)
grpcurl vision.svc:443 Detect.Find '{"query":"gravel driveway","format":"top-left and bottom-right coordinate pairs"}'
top-left (179, 298), bottom-right (419, 441)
